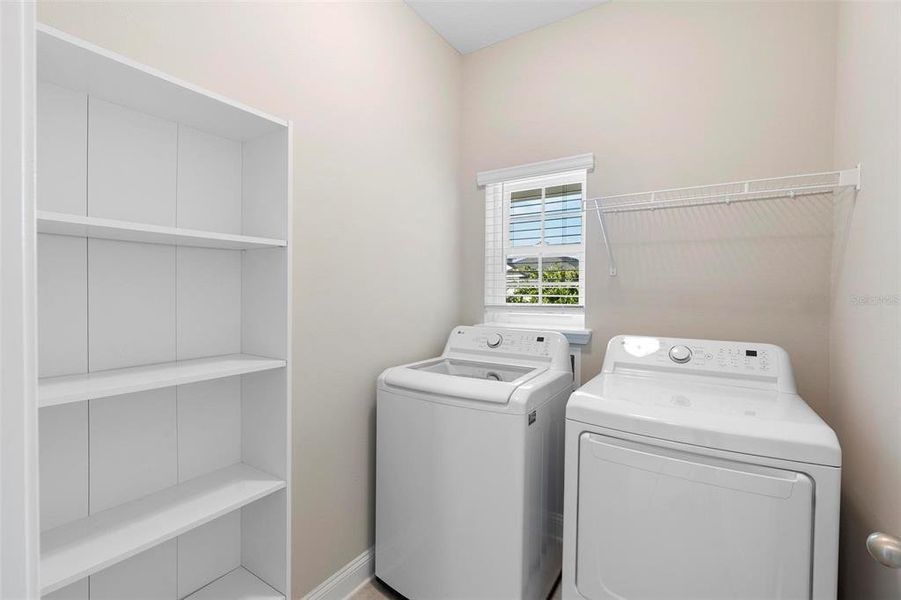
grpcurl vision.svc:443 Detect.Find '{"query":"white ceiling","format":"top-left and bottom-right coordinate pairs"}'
top-left (406, 1), bottom-right (608, 54)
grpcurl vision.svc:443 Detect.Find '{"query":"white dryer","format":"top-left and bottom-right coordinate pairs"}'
top-left (562, 335), bottom-right (841, 600)
top-left (376, 325), bottom-right (572, 600)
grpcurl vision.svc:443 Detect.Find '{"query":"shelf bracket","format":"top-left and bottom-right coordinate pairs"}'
top-left (839, 164), bottom-right (862, 191)
top-left (594, 203), bottom-right (617, 277)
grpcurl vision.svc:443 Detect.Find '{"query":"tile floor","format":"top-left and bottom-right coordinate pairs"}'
top-left (349, 576), bottom-right (563, 600)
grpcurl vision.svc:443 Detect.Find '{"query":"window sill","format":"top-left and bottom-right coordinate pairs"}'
top-left (482, 305), bottom-right (590, 345)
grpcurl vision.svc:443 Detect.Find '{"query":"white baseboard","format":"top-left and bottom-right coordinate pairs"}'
top-left (301, 547), bottom-right (374, 600)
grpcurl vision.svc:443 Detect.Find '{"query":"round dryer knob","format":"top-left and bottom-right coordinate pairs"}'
top-left (486, 333), bottom-right (503, 348)
top-left (669, 345), bottom-right (692, 364)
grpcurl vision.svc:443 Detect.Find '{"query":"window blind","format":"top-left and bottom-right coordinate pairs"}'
top-left (484, 182), bottom-right (505, 306)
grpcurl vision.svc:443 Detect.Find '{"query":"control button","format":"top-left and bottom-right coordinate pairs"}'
top-left (669, 345), bottom-right (692, 364)
top-left (486, 333), bottom-right (503, 348)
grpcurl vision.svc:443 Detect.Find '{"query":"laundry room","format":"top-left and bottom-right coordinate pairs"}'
top-left (0, 1), bottom-right (898, 600)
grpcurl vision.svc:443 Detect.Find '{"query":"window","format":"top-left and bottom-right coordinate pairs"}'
top-left (484, 169), bottom-right (587, 308)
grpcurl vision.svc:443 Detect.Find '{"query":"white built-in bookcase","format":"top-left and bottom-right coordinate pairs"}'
top-left (35, 25), bottom-right (292, 600)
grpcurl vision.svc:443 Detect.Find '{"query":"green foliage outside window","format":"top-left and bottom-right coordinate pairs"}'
top-left (506, 260), bottom-right (579, 305)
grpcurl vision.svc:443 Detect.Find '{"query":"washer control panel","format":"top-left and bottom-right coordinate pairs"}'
top-left (452, 328), bottom-right (552, 357)
top-left (443, 326), bottom-right (571, 370)
top-left (603, 335), bottom-right (794, 392)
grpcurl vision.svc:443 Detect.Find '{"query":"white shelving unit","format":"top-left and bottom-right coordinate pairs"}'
top-left (585, 167), bottom-right (861, 276)
top-left (36, 24), bottom-right (292, 600)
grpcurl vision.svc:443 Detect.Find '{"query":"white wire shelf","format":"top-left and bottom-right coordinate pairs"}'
top-left (585, 166), bottom-right (861, 276)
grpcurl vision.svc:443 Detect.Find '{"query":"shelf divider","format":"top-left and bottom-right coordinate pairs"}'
top-left (39, 354), bottom-right (286, 408)
top-left (37, 210), bottom-right (287, 250)
top-left (41, 463), bottom-right (286, 595)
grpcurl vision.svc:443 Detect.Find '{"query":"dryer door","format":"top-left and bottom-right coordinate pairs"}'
top-left (576, 433), bottom-right (813, 600)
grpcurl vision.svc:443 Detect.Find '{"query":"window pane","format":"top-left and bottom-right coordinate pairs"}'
top-left (541, 256), bottom-right (580, 305)
top-left (509, 188), bottom-right (542, 247)
top-left (545, 183), bottom-right (582, 213)
top-left (509, 220), bottom-right (541, 247)
top-left (510, 189), bottom-right (542, 216)
top-left (506, 256), bottom-right (539, 303)
top-left (506, 293), bottom-right (540, 304)
top-left (545, 216), bottom-right (582, 245)
top-left (545, 184), bottom-right (582, 245)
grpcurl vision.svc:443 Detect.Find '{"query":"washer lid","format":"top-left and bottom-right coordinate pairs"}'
top-left (567, 373), bottom-right (841, 467)
top-left (411, 358), bottom-right (534, 383)
top-left (384, 358), bottom-right (546, 404)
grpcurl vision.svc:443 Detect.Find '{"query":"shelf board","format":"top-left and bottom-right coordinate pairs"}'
top-left (39, 354), bottom-right (286, 408)
top-left (37, 211), bottom-right (287, 250)
top-left (185, 567), bottom-right (284, 600)
top-left (37, 25), bottom-right (286, 141)
top-left (41, 464), bottom-right (286, 595)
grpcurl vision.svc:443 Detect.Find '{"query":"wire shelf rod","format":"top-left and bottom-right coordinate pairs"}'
top-left (589, 166), bottom-right (860, 205)
top-left (587, 184), bottom-right (842, 215)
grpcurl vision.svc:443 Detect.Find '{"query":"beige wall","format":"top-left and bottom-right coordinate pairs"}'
top-left (36, 2), bottom-right (462, 596)
top-left (831, 3), bottom-right (901, 598)
top-left (460, 1), bottom-right (839, 417)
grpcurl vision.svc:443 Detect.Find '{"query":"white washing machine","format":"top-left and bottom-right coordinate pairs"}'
top-left (562, 335), bottom-right (841, 600)
top-left (376, 325), bottom-right (573, 600)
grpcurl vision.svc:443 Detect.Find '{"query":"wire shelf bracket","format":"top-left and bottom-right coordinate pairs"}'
top-left (586, 165), bottom-right (861, 277)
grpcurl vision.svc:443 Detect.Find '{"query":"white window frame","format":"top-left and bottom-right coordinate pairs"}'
top-left (479, 154), bottom-right (593, 336)
top-left (500, 170), bottom-right (587, 307)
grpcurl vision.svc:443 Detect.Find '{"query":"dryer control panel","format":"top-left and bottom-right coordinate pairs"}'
top-left (603, 335), bottom-right (795, 393)
top-left (443, 326), bottom-right (571, 370)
